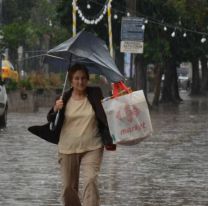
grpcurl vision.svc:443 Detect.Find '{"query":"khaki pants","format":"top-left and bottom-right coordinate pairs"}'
top-left (58, 148), bottom-right (103, 206)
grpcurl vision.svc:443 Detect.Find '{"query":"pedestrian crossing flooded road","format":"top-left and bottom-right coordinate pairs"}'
top-left (0, 95), bottom-right (208, 206)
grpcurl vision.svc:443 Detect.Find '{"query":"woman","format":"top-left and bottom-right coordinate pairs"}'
top-left (47, 63), bottom-right (116, 206)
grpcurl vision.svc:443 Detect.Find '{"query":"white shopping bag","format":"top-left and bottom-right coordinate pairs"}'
top-left (102, 90), bottom-right (153, 145)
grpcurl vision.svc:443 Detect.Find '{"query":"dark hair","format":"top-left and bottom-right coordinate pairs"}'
top-left (68, 63), bottom-right (89, 82)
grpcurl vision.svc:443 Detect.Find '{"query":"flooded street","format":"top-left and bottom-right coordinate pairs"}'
top-left (0, 92), bottom-right (208, 206)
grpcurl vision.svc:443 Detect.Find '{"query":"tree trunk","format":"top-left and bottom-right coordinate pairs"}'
top-left (190, 58), bottom-right (201, 95)
top-left (152, 64), bottom-right (162, 106)
top-left (200, 56), bottom-right (208, 94)
top-left (160, 60), bottom-right (174, 103)
top-left (172, 62), bottom-right (183, 102)
top-left (160, 58), bottom-right (181, 103)
top-left (134, 54), bottom-right (150, 107)
top-left (134, 54), bottom-right (145, 90)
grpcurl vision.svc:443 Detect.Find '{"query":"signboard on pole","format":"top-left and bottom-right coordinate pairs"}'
top-left (120, 17), bottom-right (145, 53)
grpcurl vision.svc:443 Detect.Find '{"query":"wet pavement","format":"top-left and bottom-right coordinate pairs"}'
top-left (0, 92), bottom-right (208, 206)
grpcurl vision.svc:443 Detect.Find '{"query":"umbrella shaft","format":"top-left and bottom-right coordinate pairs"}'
top-left (61, 71), bottom-right (69, 99)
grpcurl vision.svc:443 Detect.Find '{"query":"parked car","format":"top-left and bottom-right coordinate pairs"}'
top-left (161, 73), bottom-right (191, 91)
top-left (1, 59), bottom-right (19, 82)
top-left (0, 77), bottom-right (8, 128)
top-left (177, 67), bottom-right (191, 90)
top-left (178, 74), bottom-right (191, 90)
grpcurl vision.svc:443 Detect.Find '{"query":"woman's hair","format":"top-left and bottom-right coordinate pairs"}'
top-left (68, 63), bottom-right (89, 82)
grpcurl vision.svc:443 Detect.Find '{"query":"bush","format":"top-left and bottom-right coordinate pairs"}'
top-left (18, 78), bottom-right (33, 90)
top-left (28, 72), bottom-right (48, 89)
top-left (5, 79), bottom-right (18, 92)
top-left (26, 71), bottom-right (64, 90)
top-left (48, 73), bottom-right (62, 89)
top-left (5, 72), bottom-right (65, 91)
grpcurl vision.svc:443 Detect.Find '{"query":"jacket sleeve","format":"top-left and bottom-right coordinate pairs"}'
top-left (47, 107), bottom-right (57, 122)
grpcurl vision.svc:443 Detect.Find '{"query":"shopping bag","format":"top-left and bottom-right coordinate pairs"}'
top-left (102, 82), bottom-right (153, 145)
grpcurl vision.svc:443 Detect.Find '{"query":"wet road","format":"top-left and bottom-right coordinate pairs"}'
top-left (0, 92), bottom-right (208, 206)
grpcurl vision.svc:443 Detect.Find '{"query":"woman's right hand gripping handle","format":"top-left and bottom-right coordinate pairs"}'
top-left (53, 99), bottom-right (64, 112)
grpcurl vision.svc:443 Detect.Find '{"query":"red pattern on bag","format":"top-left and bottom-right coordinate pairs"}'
top-left (116, 104), bottom-right (140, 123)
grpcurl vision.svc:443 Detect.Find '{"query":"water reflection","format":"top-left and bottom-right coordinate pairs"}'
top-left (0, 93), bottom-right (208, 206)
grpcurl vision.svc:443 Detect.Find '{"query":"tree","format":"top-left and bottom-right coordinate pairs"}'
top-left (138, 0), bottom-right (208, 103)
top-left (137, 0), bottom-right (182, 104)
top-left (1, 0), bottom-right (69, 69)
top-left (2, 0), bottom-right (35, 24)
top-left (167, 0), bottom-right (208, 95)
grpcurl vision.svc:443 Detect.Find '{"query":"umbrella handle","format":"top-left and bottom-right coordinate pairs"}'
top-left (49, 111), bottom-right (60, 131)
top-left (61, 71), bottom-right (69, 98)
top-left (54, 111), bottom-right (60, 128)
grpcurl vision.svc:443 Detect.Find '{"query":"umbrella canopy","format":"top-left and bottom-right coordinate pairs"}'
top-left (44, 30), bottom-right (124, 83)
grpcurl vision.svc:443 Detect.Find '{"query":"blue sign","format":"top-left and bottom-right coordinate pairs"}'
top-left (121, 17), bottom-right (144, 41)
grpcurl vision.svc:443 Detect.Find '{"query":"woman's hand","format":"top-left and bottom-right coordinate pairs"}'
top-left (105, 144), bottom-right (116, 151)
top-left (53, 99), bottom-right (64, 112)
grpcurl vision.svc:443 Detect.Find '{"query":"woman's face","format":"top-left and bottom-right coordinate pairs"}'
top-left (71, 70), bottom-right (88, 92)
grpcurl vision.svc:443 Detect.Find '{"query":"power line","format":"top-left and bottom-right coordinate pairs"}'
top-left (86, 0), bottom-right (208, 37)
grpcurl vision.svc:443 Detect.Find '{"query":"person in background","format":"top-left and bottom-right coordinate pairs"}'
top-left (47, 63), bottom-right (116, 206)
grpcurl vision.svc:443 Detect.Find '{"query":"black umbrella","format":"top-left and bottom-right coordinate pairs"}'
top-left (44, 30), bottom-right (124, 83)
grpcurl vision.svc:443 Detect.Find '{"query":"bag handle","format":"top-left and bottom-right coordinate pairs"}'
top-left (112, 81), bottom-right (131, 98)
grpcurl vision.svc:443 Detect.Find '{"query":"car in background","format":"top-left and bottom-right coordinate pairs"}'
top-left (177, 68), bottom-right (191, 90)
top-left (1, 59), bottom-right (19, 82)
top-left (161, 72), bottom-right (191, 91)
top-left (178, 74), bottom-right (191, 90)
top-left (0, 77), bottom-right (8, 128)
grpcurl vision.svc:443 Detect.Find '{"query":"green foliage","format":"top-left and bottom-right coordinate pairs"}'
top-left (1, 0), bottom-right (70, 60)
top-left (4, 73), bottom-right (63, 92)
top-left (5, 79), bottom-right (18, 92)
top-left (138, 0), bottom-right (208, 64)
top-left (144, 39), bottom-right (171, 64)
top-left (2, 0), bottom-right (35, 24)
top-left (1, 22), bottom-right (28, 49)
top-left (18, 78), bottom-right (33, 90)
top-left (5, 78), bottom-right (32, 91)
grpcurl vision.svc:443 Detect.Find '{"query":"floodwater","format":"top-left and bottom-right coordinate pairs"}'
top-left (0, 92), bottom-right (208, 206)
